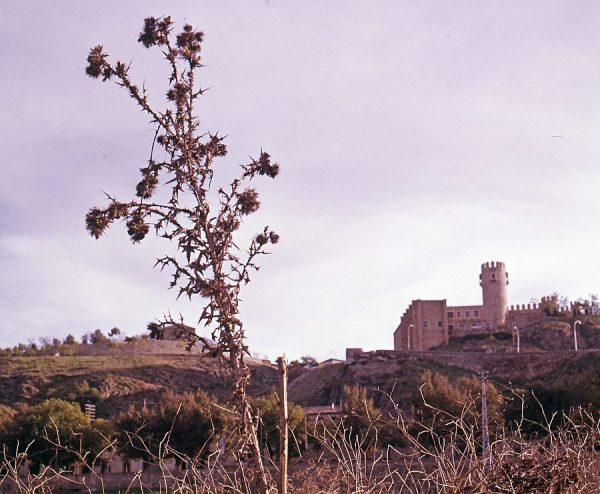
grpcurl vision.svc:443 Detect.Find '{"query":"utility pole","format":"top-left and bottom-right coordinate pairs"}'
top-left (480, 371), bottom-right (491, 473)
top-left (277, 357), bottom-right (288, 494)
top-left (574, 320), bottom-right (581, 352)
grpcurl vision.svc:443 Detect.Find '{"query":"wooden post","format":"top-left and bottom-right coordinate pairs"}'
top-left (481, 371), bottom-right (491, 473)
top-left (303, 412), bottom-right (308, 454)
top-left (277, 356), bottom-right (288, 494)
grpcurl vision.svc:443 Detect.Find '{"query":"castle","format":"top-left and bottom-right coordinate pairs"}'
top-left (393, 261), bottom-right (549, 351)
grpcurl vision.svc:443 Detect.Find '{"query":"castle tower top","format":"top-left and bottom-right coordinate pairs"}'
top-left (479, 261), bottom-right (509, 327)
top-left (480, 261), bottom-right (506, 270)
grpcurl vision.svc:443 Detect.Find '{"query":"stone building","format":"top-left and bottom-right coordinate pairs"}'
top-left (393, 261), bottom-right (546, 351)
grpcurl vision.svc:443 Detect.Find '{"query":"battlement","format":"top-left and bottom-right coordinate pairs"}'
top-left (509, 303), bottom-right (540, 312)
top-left (481, 261), bottom-right (506, 270)
top-left (394, 261), bottom-right (511, 351)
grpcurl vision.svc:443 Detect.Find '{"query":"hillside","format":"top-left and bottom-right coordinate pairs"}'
top-left (440, 318), bottom-right (600, 352)
top-left (2, 325), bottom-right (600, 419)
top-left (0, 353), bottom-right (278, 418)
top-left (287, 349), bottom-right (600, 413)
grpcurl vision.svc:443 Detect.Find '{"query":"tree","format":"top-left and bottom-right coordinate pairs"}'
top-left (341, 384), bottom-right (382, 447)
top-left (64, 334), bottom-right (76, 345)
top-left (108, 327), bottom-right (122, 340)
top-left (590, 293), bottom-right (599, 315)
top-left (289, 355), bottom-right (318, 370)
top-left (413, 370), bottom-right (505, 447)
top-left (85, 17), bottom-right (280, 491)
top-left (116, 391), bottom-right (228, 463)
top-left (254, 393), bottom-right (305, 458)
top-left (66, 380), bottom-right (101, 404)
top-left (0, 404), bottom-right (15, 438)
top-left (89, 329), bottom-right (109, 344)
top-left (288, 355), bottom-right (318, 380)
top-left (2, 399), bottom-right (95, 469)
top-left (157, 391), bottom-right (229, 460)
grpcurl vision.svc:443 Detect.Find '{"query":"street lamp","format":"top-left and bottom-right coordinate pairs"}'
top-left (513, 325), bottom-right (520, 353)
top-left (574, 320), bottom-right (581, 352)
top-left (407, 324), bottom-right (414, 351)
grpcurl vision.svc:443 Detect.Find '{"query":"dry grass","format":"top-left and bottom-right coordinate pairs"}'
top-left (1, 396), bottom-right (599, 494)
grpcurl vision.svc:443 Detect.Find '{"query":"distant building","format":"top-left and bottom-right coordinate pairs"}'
top-left (319, 358), bottom-right (345, 366)
top-left (304, 404), bottom-right (342, 424)
top-left (159, 324), bottom-right (197, 341)
top-left (393, 261), bottom-right (547, 351)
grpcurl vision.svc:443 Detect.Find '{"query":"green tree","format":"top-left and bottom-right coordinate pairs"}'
top-left (254, 393), bottom-right (305, 457)
top-left (341, 384), bottom-right (384, 448)
top-left (89, 329), bottom-right (109, 344)
top-left (63, 334), bottom-right (76, 345)
top-left (81, 418), bottom-right (115, 464)
top-left (3, 399), bottom-right (104, 469)
top-left (289, 356), bottom-right (318, 370)
top-left (114, 405), bottom-right (155, 461)
top-left (413, 370), bottom-right (505, 446)
top-left (66, 380), bottom-right (101, 404)
top-left (0, 404), bottom-right (15, 438)
top-left (116, 391), bottom-right (228, 463)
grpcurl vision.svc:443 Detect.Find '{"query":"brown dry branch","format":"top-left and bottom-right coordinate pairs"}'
top-left (85, 16), bottom-right (280, 493)
top-left (1, 396), bottom-right (600, 493)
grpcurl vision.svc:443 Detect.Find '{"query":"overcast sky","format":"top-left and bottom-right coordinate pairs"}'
top-left (1, 1), bottom-right (600, 360)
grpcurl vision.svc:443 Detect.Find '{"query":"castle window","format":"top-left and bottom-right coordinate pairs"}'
top-left (465, 310), bottom-right (470, 317)
top-left (456, 311), bottom-right (461, 317)
top-left (437, 320), bottom-right (443, 327)
top-left (448, 324), bottom-right (454, 331)
top-left (422, 320), bottom-right (429, 328)
top-left (447, 311), bottom-right (454, 318)
top-left (474, 310), bottom-right (479, 317)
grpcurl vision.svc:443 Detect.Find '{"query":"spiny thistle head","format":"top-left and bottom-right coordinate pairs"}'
top-left (255, 230), bottom-right (279, 246)
top-left (85, 45), bottom-right (112, 81)
top-left (176, 24), bottom-right (204, 52)
top-left (237, 188), bottom-right (260, 215)
top-left (136, 171), bottom-right (159, 199)
top-left (106, 201), bottom-right (129, 220)
top-left (166, 81), bottom-right (191, 104)
top-left (243, 152), bottom-right (279, 179)
top-left (138, 16), bottom-right (173, 48)
top-left (86, 208), bottom-right (110, 238)
top-left (126, 210), bottom-right (149, 243)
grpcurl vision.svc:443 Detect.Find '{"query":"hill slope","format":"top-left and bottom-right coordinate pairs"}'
top-left (0, 354), bottom-right (278, 418)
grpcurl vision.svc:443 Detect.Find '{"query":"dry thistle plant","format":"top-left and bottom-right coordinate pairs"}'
top-left (84, 16), bottom-right (279, 493)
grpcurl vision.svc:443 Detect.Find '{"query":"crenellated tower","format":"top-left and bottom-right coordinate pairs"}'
top-left (479, 261), bottom-right (509, 328)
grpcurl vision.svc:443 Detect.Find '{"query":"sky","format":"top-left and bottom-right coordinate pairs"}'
top-left (1, 1), bottom-right (600, 360)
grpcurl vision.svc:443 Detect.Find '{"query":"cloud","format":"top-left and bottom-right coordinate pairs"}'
top-left (1, 1), bottom-right (599, 359)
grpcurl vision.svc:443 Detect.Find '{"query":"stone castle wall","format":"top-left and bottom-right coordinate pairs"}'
top-left (506, 302), bottom-right (545, 329)
top-left (394, 299), bottom-right (448, 351)
top-left (393, 261), bottom-right (554, 351)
